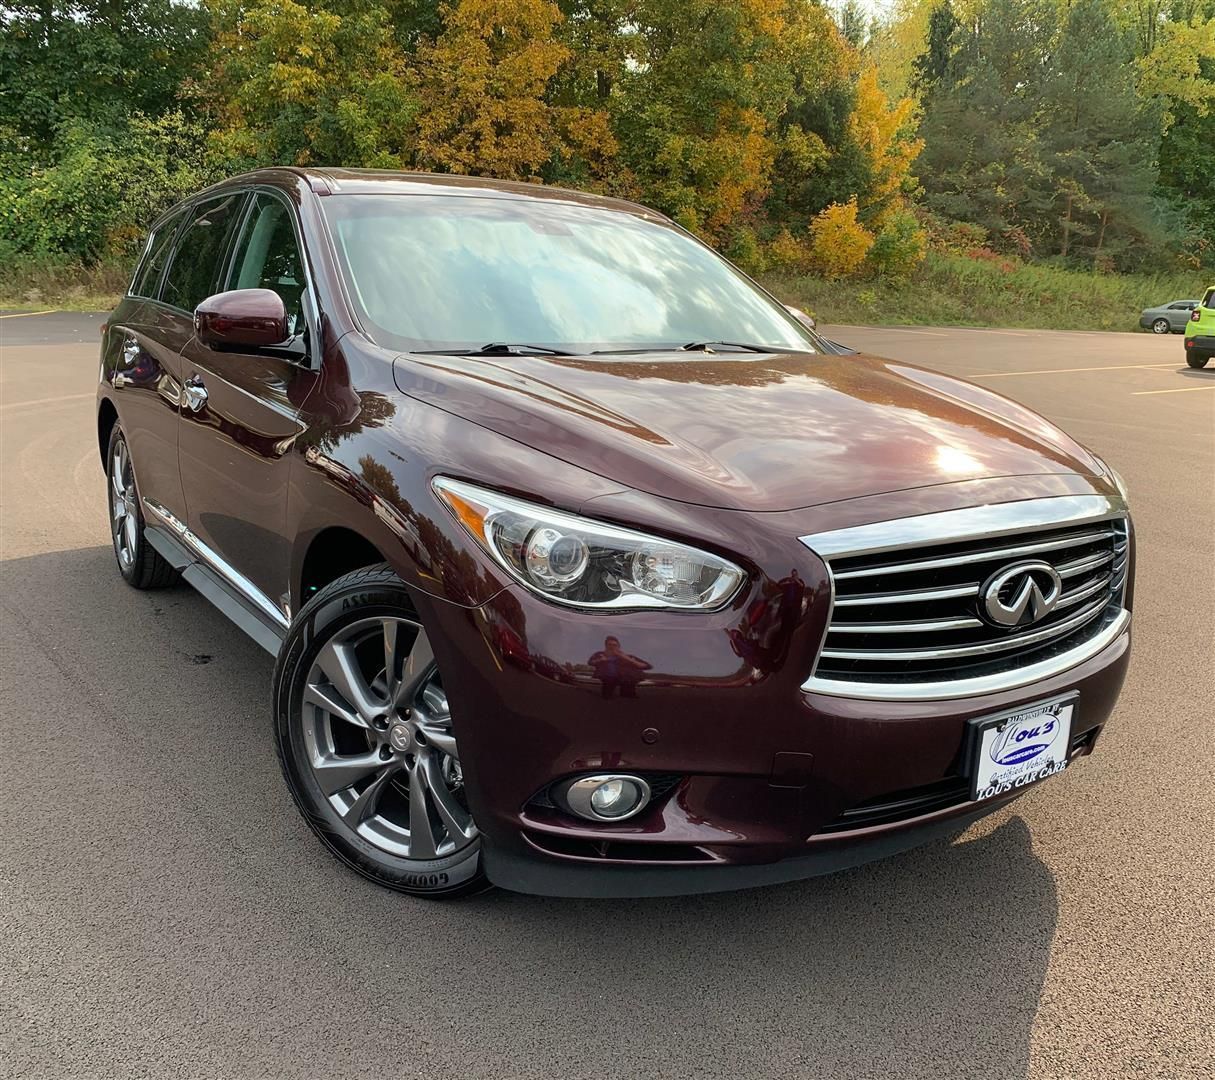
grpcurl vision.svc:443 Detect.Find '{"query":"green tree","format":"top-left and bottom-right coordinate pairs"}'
top-left (0, 0), bottom-right (208, 158)
top-left (204, 0), bottom-right (419, 170)
top-left (1038, 0), bottom-right (1163, 266)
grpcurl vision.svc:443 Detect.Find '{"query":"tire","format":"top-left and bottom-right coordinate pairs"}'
top-left (1151, 318), bottom-right (1172, 334)
top-left (1186, 349), bottom-right (1210, 370)
top-left (272, 565), bottom-right (488, 898)
top-left (105, 424), bottom-right (179, 589)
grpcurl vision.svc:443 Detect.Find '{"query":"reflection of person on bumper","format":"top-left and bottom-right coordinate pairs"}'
top-left (588, 636), bottom-right (652, 699)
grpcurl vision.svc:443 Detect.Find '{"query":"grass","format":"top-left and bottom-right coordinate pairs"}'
top-left (2, 250), bottom-right (1209, 330)
top-left (0, 256), bottom-right (129, 312)
top-left (762, 253), bottom-right (1210, 333)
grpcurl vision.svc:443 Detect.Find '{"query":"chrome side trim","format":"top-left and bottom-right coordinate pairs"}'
top-left (799, 494), bottom-right (1127, 560)
top-left (142, 498), bottom-right (289, 628)
top-left (805, 610), bottom-right (1130, 701)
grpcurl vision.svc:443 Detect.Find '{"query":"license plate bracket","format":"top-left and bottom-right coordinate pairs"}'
top-left (966, 693), bottom-right (1077, 803)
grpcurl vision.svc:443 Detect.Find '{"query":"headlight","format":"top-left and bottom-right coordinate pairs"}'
top-left (433, 477), bottom-right (745, 611)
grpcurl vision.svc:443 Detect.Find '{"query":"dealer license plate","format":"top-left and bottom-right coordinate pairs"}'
top-left (968, 695), bottom-right (1075, 802)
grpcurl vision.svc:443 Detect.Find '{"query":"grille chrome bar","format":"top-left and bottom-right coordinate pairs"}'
top-left (829, 615), bottom-right (984, 634)
top-left (820, 595), bottom-right (1109, 661)
top-left (833, 583), bottom-right (980, 607)
top-left (832, 529), bottom-right (1117, 581)
top-left (799, 494), bottom-right (1131, 700)
top-left (1057, 550), bottom-right (1115, 578)
top-left (806, 612), bottom-right (1130, 701)
top-left (1054, 573), bottom-right (1113, 610)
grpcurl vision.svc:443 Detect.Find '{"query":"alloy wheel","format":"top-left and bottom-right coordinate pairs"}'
top-left (110, 437), bottom-right (139, 569)
top-left (302, 616), bottom-right (476, 860)
top-left (1151, 319), bottom-right (1170, 334)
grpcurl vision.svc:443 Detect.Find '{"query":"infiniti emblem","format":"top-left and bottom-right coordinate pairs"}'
top-left (980, 560), bottom-right (1063, 627)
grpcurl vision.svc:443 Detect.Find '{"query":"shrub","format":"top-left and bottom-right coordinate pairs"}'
top-left (807, 197), bottom-right (874, 280)
top-left (765, 227), bottom-right (813, 274)
top-left (867, 210), bottom-right (927, 278)
top-left (0, 113), bottom-right (215, 264)
top-left (724, 226), bottom-right (768, 276)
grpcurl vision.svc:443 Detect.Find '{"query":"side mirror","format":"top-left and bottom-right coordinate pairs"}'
top-left (195, 289), bottom-right (289, 351)
top-left (785, 304), bottom-right (816, 331)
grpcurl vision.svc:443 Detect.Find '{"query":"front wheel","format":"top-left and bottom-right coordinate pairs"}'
top-left (1186, 349), bottom-right (1210, 370)
top-left (1151, 318), bottom-right (1171, 334)
top-left (272, 566), bottom-right (487, 898)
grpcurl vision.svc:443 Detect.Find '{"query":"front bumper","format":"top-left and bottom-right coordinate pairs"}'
top-left (414, 573), bottom-right (1131, 897)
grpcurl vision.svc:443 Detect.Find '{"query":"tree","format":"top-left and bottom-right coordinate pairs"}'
top-left (607, 0), bottom-right (797, 238)
top-left (0, 0), bottom-right (208, 158)
top-left (1038, 0), bottom-right (1163, 265)
top-left (910, 0), bottom-right (958, 93)
top-left (848, 64), bottom-right (923, 229)
top-left (414, 0), bottom-right (580, 180)
top-left (204, 0), bottom-right (419, 170)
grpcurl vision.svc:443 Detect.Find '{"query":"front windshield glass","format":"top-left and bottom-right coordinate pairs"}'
top-left (322, 193), bottom-right (818, 354)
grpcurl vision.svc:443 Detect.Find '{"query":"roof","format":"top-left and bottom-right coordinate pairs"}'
top-left (225, 166), bottom-right (663, 219)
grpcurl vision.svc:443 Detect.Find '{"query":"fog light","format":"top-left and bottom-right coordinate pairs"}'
top-left (561, 774), bottom-right (652, 822)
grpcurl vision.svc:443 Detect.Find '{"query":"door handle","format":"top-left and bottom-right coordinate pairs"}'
top-left (183, 375), bottom-right (209, 413)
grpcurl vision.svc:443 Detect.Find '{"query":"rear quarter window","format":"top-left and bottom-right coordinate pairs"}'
top-left (130, 211), bottom-right (184, 299)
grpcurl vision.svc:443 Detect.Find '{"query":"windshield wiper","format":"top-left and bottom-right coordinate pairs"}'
top-left (679, 340), bottom-right (777, 353)
top-left (591, 341), bottom-right (786, 355)
top-left (411, 342), bottom-right (576, 357)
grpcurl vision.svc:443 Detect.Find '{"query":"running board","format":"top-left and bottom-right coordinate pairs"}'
top-left (144, 524), bottom-right (286, 656)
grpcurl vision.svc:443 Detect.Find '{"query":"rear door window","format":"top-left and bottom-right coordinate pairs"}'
top-left (225, 193), bottom-right (307, 336)
top-left (160, 193), bottom-right (247, 313)
top-left (1204, 289), bottom-right (1215, 310)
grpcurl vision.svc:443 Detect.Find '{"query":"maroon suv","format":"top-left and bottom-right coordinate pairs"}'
top-left (97, 168), bottom-right (1133, 898)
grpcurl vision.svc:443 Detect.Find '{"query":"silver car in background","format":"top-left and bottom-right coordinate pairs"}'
top-left (1140, 299), bottom-right (1200, 334)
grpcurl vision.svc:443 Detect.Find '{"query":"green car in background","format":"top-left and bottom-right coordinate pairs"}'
top-left (1185, 286), bottom-right (1215, 369)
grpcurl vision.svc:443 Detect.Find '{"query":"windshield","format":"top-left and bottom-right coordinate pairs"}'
top-left (322, 194), bottom-right (819, 354)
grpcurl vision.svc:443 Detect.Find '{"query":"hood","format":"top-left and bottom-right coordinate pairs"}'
top-left (392, 350), bottom-right (1103, 512)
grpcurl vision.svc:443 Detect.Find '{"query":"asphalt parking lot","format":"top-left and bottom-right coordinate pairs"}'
top-left (1, 311), bottom-right (1212, 1079)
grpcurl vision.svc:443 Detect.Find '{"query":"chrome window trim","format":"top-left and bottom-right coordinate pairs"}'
top-left (799, 495), bottom-right (1131, 701)
top-left (142, 497), bottom-right (289, 628)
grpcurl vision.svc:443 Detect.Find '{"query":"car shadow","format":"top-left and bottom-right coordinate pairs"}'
top-left (1176, 365), bottom-right (1215, 380)
top-left (3, 544), bottom-right (1058, 1079)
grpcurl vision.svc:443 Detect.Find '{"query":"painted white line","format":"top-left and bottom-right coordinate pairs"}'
top-left (0, 309), bottom-right (56, 319)
top-left (1130, 384), bottom-right (1215, 396)
top-left (834, 326), bottom-right (949, 337)
top-left (972, 363), bottom-right (1179, 378)
top-left (0, 392), bottom-right (94, 411)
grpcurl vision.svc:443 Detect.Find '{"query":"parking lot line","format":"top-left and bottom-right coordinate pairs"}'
top-left (0, 392), bottom-right (95, 411)
top-left (0, 309), bottom-right (55, 319)
top-left (972, 363), bottom-right (1178, 378)
top-left (1130, 384), bottom-right (1215, 396)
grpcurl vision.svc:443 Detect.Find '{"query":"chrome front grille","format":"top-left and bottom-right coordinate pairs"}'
top-left (799, 495), bottom-right (1131, 700)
